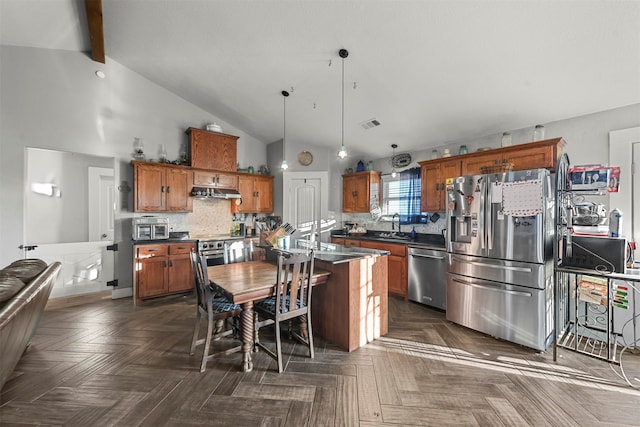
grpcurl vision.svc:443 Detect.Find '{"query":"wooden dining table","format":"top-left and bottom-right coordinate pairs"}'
top-left (207, 260), bottom-right (331, 372)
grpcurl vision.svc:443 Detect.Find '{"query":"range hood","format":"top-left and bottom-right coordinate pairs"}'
top-left (211, 188), bottom-right (242, 199)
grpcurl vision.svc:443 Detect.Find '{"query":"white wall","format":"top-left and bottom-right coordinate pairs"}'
top-left (0, 45), bottom-right (268, 288)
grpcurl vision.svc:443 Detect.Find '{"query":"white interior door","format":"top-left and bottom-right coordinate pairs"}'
top-left (632, 142), bottom-right (640, 245)
top-left (610, 126), bottom-right (640, 243)
top-left (88, 167), bottom-right (115, 241)
top-left (283, 172), bottom-right (331, 242)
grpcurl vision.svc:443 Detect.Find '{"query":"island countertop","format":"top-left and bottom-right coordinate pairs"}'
top-left (272, 239), bottom-right (390, 264)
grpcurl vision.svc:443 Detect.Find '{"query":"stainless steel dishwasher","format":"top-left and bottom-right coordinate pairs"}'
top-left (408, 246), bottom-right (447, 310)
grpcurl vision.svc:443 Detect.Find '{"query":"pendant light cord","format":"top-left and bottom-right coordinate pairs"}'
top-left (281, 90), bottom-right (290, 169)
top-left (341, 53), bottom-right (345, 150)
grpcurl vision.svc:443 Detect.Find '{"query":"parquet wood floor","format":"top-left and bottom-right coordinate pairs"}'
top-left (2, 294), bottom-right (640, 426)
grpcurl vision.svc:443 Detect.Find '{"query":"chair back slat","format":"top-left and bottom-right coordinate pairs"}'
top-left (190, 250), bottom-right (211, 311)
top-left (274, 250), bottom-right (314, 318)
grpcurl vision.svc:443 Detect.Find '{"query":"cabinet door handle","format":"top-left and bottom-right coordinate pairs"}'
top-left (168, 260), bottom-right (173, 267)
top-left (163, 260), bottom-right (167, 267)
top-left (161, 186), bottom-right (165, 193)
top-left (166, 186), bottom-right (170, 193)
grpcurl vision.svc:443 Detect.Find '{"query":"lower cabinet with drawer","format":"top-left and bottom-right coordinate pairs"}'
top-left (134, 242), bottom-right (195, 305)
top-left (332, 237), bottom-right (407, 299)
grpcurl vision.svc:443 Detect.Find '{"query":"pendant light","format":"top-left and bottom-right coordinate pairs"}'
top-left (391, 144), bottom-right (398, 178)
top-left (281, 90), bottom-right (290, 170)
top-left (337, 48), bottom-right (349, 159)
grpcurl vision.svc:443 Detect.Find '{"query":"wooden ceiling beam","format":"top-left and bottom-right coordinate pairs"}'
top-left (85, 0), bottom-right (105, 63)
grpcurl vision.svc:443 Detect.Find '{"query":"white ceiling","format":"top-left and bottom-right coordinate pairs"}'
top-left (2, 0), bottom-right (639, 159)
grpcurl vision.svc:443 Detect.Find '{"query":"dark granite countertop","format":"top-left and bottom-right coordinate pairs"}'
top-left (330, 231), bottom-right (446, 250)
top-left (265, 239), bottom-right (390, 265)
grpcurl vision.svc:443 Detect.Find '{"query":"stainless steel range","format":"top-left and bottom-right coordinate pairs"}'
top-left (195, 235), bottom-right (245, 266)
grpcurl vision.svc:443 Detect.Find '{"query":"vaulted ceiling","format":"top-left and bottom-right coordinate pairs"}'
top-left (2, 0), bottom-right (639, 158)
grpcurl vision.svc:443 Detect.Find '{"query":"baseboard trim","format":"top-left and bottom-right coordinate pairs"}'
top-left (46, 290), bottom-right (113, 310)
top-left (112, 287), bottom-right (133, 299)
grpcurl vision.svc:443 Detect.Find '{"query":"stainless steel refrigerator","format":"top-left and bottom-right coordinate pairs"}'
top-left (445, 168), bottom-right (555, 351)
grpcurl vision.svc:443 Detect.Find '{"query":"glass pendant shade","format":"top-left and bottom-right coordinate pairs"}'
top-left (281, 159), bottom-right (288, 170)
top-left (338, 144), bottom-right (347, 159)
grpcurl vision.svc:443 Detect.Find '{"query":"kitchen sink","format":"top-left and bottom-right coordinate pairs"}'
top-left (375, 233), bottom-right (411, 241)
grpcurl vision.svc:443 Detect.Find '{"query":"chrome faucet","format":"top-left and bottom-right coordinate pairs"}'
top-left (391, 213), bottom-right (401, 235)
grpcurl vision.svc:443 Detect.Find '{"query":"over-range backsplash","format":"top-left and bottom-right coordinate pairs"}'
top-left (166, 199), bottom-right (233, 236)
top-left (341, 212), bottom-right (446, 234)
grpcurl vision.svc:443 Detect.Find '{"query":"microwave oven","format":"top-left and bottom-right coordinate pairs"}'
top-left (562, 235), bottom-right (627, 273)
top-left (132, 217), bottom-right (170, 240)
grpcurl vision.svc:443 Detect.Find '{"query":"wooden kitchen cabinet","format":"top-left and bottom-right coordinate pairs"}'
top-left (359, 240), bottom-right (407, 299)
top-left (134, 242), bottom-right (195, 305)
top-left (504, 140), bottom-right (563, 171)
top-left (330, 237), bottom-right (361, 247)
top-left (460, 138), bottom-right (566, 175)
top-left (187, 127), bottom-right (238, 172)
top-left (419, 158), bottom-right (461, 213)
top-left (133, 162), bottom-right (193, 212)
top-left (342, 171), bottom-right (381, 213)
top-left (193, 169), bottom-right (238, 189)
top-left (460, 152), bottom-right (501, 176)
top-left (232, 173), bottom-right (274, 213)
top-left (334, 237), bottom-right (407, 299)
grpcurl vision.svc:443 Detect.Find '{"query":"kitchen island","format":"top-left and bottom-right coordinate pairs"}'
top-left (270, 240), bottom-right (390, 352)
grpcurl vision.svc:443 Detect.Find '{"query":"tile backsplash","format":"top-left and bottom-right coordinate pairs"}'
top-left (167, 199), bottom-right (233, 236)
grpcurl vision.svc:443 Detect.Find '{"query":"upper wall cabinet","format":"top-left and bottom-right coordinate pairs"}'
top-left (342, 171), bottom-right (381, 213)
top-left (418, 158), bottom-right (461, 213)
top-left (418, 138), bottom-right (566, 213)
top-left (460, 138), bottom-right (566, 175)
top-left (192, 169), bottom-right (238, 189)
top-left (133, 162), bottom-right (193, 212)
top-left (186, 127), bottom-right (238, 172)
top-left (232, 174), bottom-right (274, 214)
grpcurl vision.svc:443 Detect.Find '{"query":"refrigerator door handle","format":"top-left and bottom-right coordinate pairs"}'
top-left (479, 178), bottom-right (486, 250)
top-left (486, 180), bottom-right (492, 251)
top-left (451, 278), bottom-right (533, 297)
top-left (451, 256), bottom-right (532, 273)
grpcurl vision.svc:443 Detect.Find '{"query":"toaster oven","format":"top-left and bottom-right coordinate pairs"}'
top-left (132, 217), bottom-right (170, 240)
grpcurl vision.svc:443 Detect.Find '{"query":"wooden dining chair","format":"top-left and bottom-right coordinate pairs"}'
top-left (254, 249), bottom-right (315, 373)
top-left (189, 250), bottom-right (243, 372)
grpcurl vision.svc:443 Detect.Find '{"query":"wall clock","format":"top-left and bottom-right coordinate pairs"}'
top-left (297, 151), bottom-right (313, 166)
